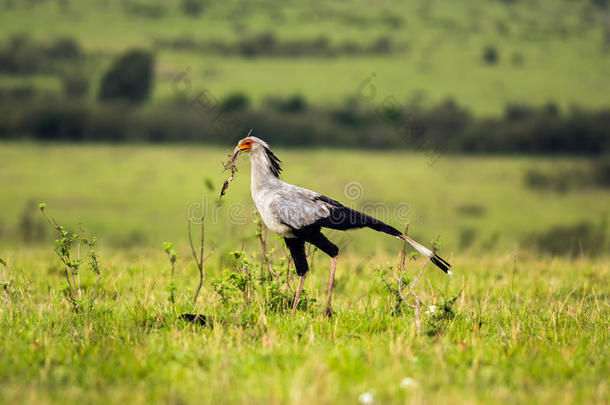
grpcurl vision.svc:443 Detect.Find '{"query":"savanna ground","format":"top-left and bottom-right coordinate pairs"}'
top-left (0, 143), bottom-right (608, 404)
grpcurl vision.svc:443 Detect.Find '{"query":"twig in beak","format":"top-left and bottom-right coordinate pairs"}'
top-left (219, 129), bottom-right (253, 199)
top-left (219, 149), bottom-right (241, 199)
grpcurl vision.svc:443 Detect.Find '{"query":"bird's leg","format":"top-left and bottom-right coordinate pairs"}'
top-left (325, 256), bottom-right (338, 317)
top-left (292, 275), bottom-right (306, 314)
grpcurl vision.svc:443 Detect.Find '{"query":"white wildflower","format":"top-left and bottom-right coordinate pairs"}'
top-left (400, 377), bottom-right (418, 389)
top-left (358, 390), bottom-right (374, 404)
top-left (425, 305), bottom-right (436, 316)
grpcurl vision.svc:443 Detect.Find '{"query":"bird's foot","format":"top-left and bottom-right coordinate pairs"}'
top-left (291, 300), bottom-right (299, 315)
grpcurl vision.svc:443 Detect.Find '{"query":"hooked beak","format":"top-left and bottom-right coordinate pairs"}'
top-left (228, 145), bottom-right (246, 164)
top-left (234, 143), bottom-right (252, 154)
top-left (233, 145), bottom-right (247, 157)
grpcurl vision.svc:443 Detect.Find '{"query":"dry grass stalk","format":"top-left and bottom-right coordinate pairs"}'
top-left (256, 214), bottom-right (277, 280)
top-left (396, 223), bottom-right (431, 335)
top-left (188, 215), bottom-right (209, 304)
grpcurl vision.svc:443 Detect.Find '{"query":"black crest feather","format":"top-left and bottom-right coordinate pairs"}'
top-left (264, 146), bottom-right (282, 177)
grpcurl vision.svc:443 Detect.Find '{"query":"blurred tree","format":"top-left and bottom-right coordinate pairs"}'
top-left (593, 155), bottom-right (610, 187)
top-left (99, 50), bottom-right (154, 104)
top-left (47, 37), bottom-right (81, 59)
top-left (63, 75), bottom-right (89, 99)
top-left (221, 93), bottom-right (250, 112)
top-left (482, 46), bottom-right (499, 64)
top-left (181, 0), bottom-right (205, 17)
top-left (591, 0), bottom-right (610, 47)
top-left (265, 95), bottom-right (308, 113)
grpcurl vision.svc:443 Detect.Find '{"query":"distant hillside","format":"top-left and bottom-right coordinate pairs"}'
top-left (0, 0), bottom-right (609, 116)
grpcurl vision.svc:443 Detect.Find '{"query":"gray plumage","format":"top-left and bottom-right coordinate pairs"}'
top-left (243, 137), bottom-right (333, 236)
top-left (232, 135), bottom-right (452, 275)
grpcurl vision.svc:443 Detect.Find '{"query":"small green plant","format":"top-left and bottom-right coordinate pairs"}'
top-left (39, 202), bottom-right (102, 312)
top-left (163, 242), bottom-right (177, 305)
top-left (375, 224), bottom-right (448, 333)
top-left (80, 225), bottom-right (101, 297)
top-left (376, 263), bottom-right (410, 314)
top-left (0, 257), bottom-right (9, 301)
top-left (424, 290), bottom-right (462, 336)
top-left (210, 256), bottom-right (250, 305)
top-left (204, 214), bottom-right (318, 314)
top-left (227, 250), bottom-right (252, 302)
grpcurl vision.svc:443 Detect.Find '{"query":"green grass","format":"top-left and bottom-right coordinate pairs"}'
top-left (1, 143), bottom-right (608, 253)
top-left (0, 247), bottom-right (607, 404)
top-left (1, 0), bottom-right (609, 115)
top-left (0, 143), bottom-right (608, 403)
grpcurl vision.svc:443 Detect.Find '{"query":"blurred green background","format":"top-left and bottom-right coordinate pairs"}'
top-left (0, 0), bottom-right (609, 255)
top-left (1, 0), bottom-right (610, 114)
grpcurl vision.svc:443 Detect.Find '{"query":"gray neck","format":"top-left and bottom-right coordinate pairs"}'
top-left (249, 149), bottom-right (280, 192)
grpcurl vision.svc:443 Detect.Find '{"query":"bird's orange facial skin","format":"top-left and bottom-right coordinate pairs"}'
top-left (238, 139), bottom-right (254, 151)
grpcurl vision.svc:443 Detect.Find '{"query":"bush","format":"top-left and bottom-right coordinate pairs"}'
top-left (483, 46), bottom-right (499, 64)
top-left (122, 1), bottom-right (166, 19)
top-left (592, 155), bottom-right (610, 188)
top-left (524, 158), bottom-right (610, 192)
top-left (526, 220), bottom-right (608, 257)
top-left (98, 49), bottom-right (154, 104)
top-left (220, 93), bottom-right (249, 112)
top-left (181, 0), bottom-right (205, 17)
top-left (0, 35), bottom-right (82, 75)
top-left (0, 85), bottom-right (37, 101)
top-left (237, 32), bottom-right (276, 58)
top-left (47, 37), bottom-right (81, 59)
top-left (1, 97), bottom-right (609, 154)
top-left (505, 103), bottom-right (533, 121)
top-left (265, 94), bottom-right (308, 113)
top-left (523, 167), bottom-right (589, 193)
top-left (0, 35), bottom-right (42, 74)
top-left (155, 33), bottom-right (400, 58)
top-left (458, 227), bottom-right (477, 249)
top-left (62, 75), bottom-right (89, 99)
top-left (370, 36), bottom-right (393, 54)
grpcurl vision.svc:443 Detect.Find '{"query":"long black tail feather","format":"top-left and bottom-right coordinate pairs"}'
top-left (430, 254), bottom-right (451, 274)
top-left (314, 195), bottom-right (452, 274)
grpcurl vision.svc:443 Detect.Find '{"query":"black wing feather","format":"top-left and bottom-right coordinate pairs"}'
top-left (264, 146), bottom-right (282, 177)
top-left (313, 195), bottom-right (402, 237)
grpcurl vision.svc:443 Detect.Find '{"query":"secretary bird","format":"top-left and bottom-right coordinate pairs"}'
top-left (230, 136), bottom-right (451, 315)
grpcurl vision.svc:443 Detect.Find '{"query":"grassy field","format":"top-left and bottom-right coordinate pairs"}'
top-left (0, 251), bottom-right (607, 404)
top-left (1, 142), bottom-right (609, 253)
top-left (1, 0), bottom-right (610, 115)
top-left (0, 143), bottom-right (608, 404)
